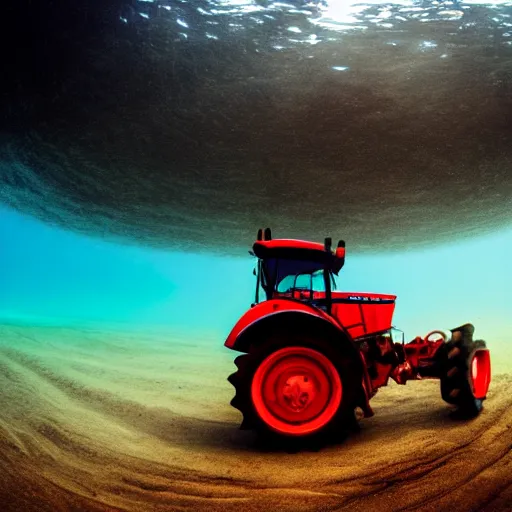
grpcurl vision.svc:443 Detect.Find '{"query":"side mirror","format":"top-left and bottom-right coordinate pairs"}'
top-left (335, 239), bottom-right (346, 260)
top-left (335, 247), bottom-right (346, 258)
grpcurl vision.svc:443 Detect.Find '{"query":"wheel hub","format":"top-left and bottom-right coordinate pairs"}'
top-left (282, 375), bottom-right (316, 412)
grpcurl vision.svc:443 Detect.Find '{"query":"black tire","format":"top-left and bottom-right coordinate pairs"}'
top-left (439, 324), bottom-right (488, 417)
top-left (228, 337), bottom-right (361, 444)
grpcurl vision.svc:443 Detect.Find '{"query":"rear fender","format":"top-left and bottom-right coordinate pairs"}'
top-left (225, 299), bottom-right (340, 352)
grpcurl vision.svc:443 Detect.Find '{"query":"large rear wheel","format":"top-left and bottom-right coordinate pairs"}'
top-left (228, 339), bottom-right (359, 441)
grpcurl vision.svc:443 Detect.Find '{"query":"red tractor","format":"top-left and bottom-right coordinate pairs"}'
top-left (225, 229), bottom-right (492, 442)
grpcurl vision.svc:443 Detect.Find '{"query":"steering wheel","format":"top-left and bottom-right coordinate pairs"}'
top-left (424, 330), bottom-right (448, 342)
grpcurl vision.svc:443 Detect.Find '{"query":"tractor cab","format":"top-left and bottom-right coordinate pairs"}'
top-left (250, 228), bottom-right (397, 341)
top-left (251, 228), bottom-right (345, 312)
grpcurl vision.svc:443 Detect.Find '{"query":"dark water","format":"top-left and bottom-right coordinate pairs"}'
top-left (1, 0), bottom-right (512, 254)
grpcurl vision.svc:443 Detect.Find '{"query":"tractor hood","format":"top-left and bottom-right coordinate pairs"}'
top-left (330, 292), bottom-right (397, 340)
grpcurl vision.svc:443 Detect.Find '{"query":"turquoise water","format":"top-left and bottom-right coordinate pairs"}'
top-left (1, 203), bottom-right (510, 371)
top-left (0, 205), bottom-right (253, 336)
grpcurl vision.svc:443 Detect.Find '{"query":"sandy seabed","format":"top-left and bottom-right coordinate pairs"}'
top-left (0, 324), bottom-right (511, 512)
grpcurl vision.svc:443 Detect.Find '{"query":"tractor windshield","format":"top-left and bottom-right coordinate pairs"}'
top-left (257, 257), bottom-right (335, 301)
top-left (277, 269), bottom-right (325, 293)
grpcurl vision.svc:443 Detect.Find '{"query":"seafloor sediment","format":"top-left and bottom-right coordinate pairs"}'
top-left (0, 324), bottom-right (511, 511)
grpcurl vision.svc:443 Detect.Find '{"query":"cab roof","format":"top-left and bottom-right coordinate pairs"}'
top-left (252, 239), bottom-right (345, 274)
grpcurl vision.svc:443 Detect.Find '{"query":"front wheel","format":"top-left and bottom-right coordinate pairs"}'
top-left (439, 324), bottom-right (491, 417)
top-left (228, 340), bottom-right (359, 440)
